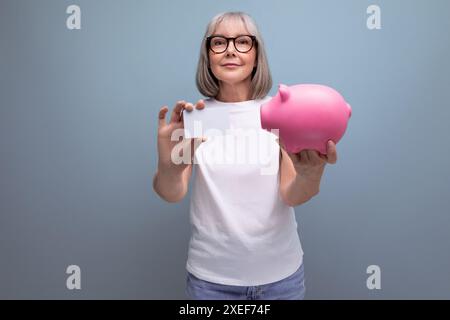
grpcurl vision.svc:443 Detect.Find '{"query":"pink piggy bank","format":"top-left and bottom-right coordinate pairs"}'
top-left (260, 84), bottom-right (352, 155)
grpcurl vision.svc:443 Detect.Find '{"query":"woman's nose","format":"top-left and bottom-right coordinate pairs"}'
top-left (225, 39), bottom-right (237, 54)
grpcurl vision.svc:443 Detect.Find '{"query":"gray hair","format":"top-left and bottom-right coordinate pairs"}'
top-left (196, 11), bottom-right (272, 100)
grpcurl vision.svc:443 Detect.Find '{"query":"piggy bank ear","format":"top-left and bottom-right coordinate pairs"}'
top-left (278, 84), bottom-right (290, 102)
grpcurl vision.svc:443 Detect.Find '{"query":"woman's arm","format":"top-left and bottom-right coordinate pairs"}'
top-left (153, 163), bottom-right (192, 203)
top-left (279, 147), bottom-right (320, 206)
top-left (153, 100), bottom-right (206, 203)
top-left (278, 140), bottom-right (337, 207)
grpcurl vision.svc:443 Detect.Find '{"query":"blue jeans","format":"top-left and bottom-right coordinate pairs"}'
top-left (185, 263), bottom-right (305, 300)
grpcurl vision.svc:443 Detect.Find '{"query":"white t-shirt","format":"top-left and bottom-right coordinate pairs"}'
top-left (186, 96), bottom-right (303, 286)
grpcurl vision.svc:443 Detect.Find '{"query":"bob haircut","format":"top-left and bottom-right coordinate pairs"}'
top-left (196, 11), bottom-right (272, 100)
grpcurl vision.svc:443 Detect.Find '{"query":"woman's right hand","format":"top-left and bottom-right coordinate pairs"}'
top-left (157, 99), bottom-right (206, 174)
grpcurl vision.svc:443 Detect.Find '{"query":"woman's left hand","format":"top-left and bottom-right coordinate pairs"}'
top-left (280, 139), bottom-right (338, 179)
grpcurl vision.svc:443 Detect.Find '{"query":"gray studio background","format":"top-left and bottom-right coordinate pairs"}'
top-left (1, 0), bottom-right (449, 299)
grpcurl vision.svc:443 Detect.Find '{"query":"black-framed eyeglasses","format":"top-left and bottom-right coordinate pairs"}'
top-left (206, 35), bottom-right (257, 54)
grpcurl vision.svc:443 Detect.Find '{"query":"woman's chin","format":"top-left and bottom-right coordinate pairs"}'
top-left (217, 75), bottom-right (251, 84)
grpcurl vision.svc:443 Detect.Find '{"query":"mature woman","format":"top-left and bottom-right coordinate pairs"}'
top-left (153, 11), bottom-right (337, 300)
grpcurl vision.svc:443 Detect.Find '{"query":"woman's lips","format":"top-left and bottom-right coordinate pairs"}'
top-left (222, 64), bottom-right (240, 68)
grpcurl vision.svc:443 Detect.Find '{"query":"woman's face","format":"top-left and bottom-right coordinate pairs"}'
top-left (208, 21), bottom-right (257, 86)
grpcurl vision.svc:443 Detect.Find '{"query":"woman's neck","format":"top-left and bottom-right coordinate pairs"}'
top-left (215, 79), bottom-right (252, 103)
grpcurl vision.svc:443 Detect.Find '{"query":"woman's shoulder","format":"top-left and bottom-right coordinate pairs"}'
top-left (260, 95), bottom-right (272, 102)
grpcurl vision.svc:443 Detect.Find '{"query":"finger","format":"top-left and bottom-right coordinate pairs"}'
top-left (184, 102), bottom-right (194, 112)
top-left (158, 106), bottom-right (169, 128)
top-left (318, 152), bottom-right (328, 161)
top-left (308, 150), bottom-right (325, 165)
top-left (287, 152), bottom-right (300, 164)
top-left (299, 150), bottom-right (310, 163)
top-left (180, 102), bottom-right (194, 123)
top-left (170, 100), bottom-right (186, 123)
top-left (326, 140), bottom-right (337, 164)
top-left (195, 99), bottom-right (205, 110)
